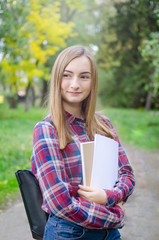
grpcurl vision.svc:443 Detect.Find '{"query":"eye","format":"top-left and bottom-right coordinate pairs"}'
top-left (63, 73), bottom-right (71, 78)
top-left (81, 75), bottom-right (90, 79)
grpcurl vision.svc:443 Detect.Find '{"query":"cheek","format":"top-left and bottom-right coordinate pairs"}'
top-left (84, 81), bottom-right (92, 93)
top-left (61, 80), bottom-right (69, 90)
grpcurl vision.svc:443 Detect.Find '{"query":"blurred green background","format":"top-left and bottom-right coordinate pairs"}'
top-left (0, 0), bottom-right (159, 209)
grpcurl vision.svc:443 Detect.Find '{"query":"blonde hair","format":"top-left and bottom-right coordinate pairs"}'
top-left (49, 45), bottom-right (114, 149)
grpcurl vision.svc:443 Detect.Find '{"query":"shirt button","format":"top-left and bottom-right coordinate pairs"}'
top-left (68, 205), bottom-right (72, 210)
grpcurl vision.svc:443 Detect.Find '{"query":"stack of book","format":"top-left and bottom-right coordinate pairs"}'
top-left (80, 134), bottom-right (118, 190)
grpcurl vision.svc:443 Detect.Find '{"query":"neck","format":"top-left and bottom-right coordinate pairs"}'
top-left (63, 102), bottom-right (83, 119)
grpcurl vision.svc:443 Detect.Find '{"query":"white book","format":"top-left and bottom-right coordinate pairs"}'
top-left (80, 134), bottom-right (118, 190)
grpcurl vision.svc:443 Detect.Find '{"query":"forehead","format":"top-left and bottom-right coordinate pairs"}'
top-left (64, 56), bottom-right (91, 72)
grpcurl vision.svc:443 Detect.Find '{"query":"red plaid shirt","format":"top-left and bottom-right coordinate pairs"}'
top-left (31, 112), bottom-right (135, 229)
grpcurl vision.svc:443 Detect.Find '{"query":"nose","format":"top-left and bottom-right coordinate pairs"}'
top-left (70, 77), bottom-right (79, 89)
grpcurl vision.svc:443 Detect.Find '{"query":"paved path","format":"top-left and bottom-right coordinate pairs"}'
top-left (120, 145), bottom-right (159, 240)
top-left (0, 144), bottom-right (159, 240)
top-left (0, 200), bottom-right (32, 240)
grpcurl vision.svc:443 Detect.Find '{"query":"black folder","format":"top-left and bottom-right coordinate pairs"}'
top-left (15, 169), bottom-right (49, 240)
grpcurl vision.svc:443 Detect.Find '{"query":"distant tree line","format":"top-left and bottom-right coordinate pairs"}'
top-left (0, 0), bottom-right (159, 110)
top-left (90, 0), bottom-right (159, 110)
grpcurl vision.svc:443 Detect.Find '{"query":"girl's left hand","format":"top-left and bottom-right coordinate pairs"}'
top-left (77, 185), bottom-right (107, 205)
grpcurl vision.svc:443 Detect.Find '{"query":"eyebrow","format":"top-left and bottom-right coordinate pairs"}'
top-left (64, 70), bottom-right (91, 75)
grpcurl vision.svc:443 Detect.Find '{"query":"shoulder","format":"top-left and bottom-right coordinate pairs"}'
top-left (34, 114), bottom-right (54, 129)
top-left (33, 114), bottom-right (58, 139)
top-left (95, 112), bottom-right (113, 128)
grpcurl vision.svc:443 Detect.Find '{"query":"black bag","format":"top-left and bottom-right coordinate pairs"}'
top-left (15, 169), bottom-right (49, 240)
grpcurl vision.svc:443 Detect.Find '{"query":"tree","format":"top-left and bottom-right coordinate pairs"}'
top-left (0, 0), bottom-right (75, 109)
top-left (140, 8), bottom-right (159, 110)
top-left (0, 0), bottom-right (29, 96)
top-left (23, 0), bottom-right (75, 108)
top-left (95, 0), bottom-right (159, 109)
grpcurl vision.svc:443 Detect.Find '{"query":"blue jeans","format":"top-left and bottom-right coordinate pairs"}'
top-left (43, 214), bottom-right (122, 240)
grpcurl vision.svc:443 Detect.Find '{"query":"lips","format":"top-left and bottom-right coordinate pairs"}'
top-left (67, 91), bottom-right (81, 95)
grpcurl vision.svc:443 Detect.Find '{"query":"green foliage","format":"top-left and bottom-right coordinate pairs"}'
top-left (1, 0), bottom-right (159, 110)
top-left (62, 0), bottom-right (99, 47)
top-left (0, 0), bottom-right (76, 96)
top-left (96, 0), bottom-right (159, 109)
top-left (63, 0), bottom-right (85, 11)
top-left (140, 9), bottom-right (159, 97)
top-left (0, 0), bottom-right (29, 93)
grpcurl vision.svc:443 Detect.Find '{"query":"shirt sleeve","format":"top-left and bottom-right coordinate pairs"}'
top-left (31, 121), bottom-right (124, 229)
top-left (104, 118), bottom-right (135, 207)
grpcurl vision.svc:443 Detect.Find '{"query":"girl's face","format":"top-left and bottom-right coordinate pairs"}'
top-left (61, 56), bottom-right (92, 112)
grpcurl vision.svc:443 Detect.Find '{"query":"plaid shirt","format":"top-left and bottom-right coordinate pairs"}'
top-left (31, 112), bottom-right (135, 229)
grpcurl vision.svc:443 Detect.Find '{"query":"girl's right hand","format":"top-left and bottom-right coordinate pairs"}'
top-left (78, 185), bottom-right (107, 205)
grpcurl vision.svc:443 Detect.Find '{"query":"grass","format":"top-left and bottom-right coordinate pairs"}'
top-left (0, 103), bottom-right (159, 209)
top-left (0, 103), bottom-right (47, 209)
top-left (102, 107), bottom-right (159, 151)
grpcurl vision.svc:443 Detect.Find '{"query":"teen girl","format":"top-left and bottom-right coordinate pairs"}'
top-left (31, 45), bottom-right (135, 239)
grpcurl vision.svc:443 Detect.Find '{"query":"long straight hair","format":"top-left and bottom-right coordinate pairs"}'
top-left (49, 45), bottom-right (114, 149)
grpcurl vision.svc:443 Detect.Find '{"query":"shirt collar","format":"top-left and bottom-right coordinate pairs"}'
top-left (65, 111), bottom-right (86, 125)
top-left (46, 112), bottom-right (86, 126)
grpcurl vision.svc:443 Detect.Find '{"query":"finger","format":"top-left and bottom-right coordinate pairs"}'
top-left (117, 201), bottom-right (124, 206)
top-left (78, 189), bottom-right (89, 199)
top-left (77, 189), bottom-right (83, 195)
top-left (117, 202), bottom-right (125, 212)
top-left (78, 185), bottom-right (95, 192)
top-left (78, 189), bottom-right (89, 197)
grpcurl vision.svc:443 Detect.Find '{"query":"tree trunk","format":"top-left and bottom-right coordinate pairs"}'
top-left (25, 83), bottom-right (35, 112)
top-left (145, 89), bottom-right (153, 111)
top-left (7, 96), bottom-right (18, 109)
top-left (40, 79), bottom-right (48, 107)
top-left (145, 73), bottom-right (154, 111)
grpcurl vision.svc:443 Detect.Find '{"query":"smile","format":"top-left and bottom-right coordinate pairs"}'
top-left (67, 91), bottom-right (81, 95)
